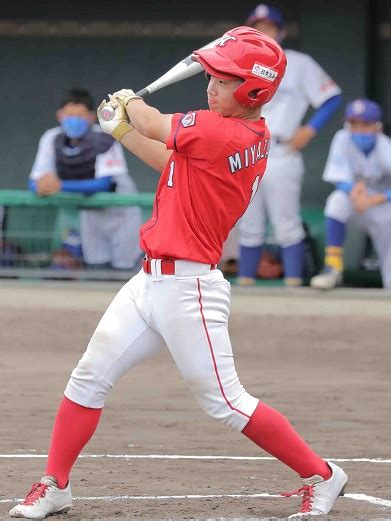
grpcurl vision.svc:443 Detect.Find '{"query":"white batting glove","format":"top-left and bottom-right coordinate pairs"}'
top-left (111, 88), bottom-right (142, 107)
top-left (97, 98), bottom-right (134, 142)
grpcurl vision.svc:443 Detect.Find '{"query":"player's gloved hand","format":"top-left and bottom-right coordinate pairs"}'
top-left (97, 98), bottom-right (134, 142)
top-left (111, 88), bottom-right (142, 108)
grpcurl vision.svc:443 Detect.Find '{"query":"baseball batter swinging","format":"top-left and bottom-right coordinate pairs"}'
top-left (10, 27), bottom-right (347, 520)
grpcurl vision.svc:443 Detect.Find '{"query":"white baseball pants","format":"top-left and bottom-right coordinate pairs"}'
top-left (80, 206), bottom-right (142, 269)
top-left (65, 263), bottom-right (259, 431)
top-left (238, 146), bottom-right (305, 248)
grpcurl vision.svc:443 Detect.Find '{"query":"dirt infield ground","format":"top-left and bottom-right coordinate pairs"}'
top-left (1, 280), bottom-right (390, 520)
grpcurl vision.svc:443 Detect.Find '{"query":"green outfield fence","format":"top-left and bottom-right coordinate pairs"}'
top-left (0, 190), bottom-right (382, 286)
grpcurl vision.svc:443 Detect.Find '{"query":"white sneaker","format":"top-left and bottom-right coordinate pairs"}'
top-left (9, 476), bottom-right (72, 519)
top-left (310, 267), bottom-right (342, 290)
top-left (283, 462), bottom-right (348, 517)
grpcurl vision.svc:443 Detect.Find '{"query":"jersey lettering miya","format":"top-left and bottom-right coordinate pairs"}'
top-left (140, 110), bottom-right (270, 264)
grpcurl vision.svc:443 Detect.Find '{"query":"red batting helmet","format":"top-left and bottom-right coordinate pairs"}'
top-left (192, 26), bottom-right (286, 107)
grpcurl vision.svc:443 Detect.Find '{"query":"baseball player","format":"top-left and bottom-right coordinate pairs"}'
top-left (29, 88), bottom-right (142, 270)
top-left (10, 28), bottom-right (347, 520)
top-left (237, 4), bottom-right (342, 287)
top-left (311, 98), bottom-right (391, 289)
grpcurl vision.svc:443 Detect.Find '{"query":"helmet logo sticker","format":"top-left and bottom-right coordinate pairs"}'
top-left (217, 34), bottom-right (237, 47)
top-left (251, 63), bottom-right (278, 82)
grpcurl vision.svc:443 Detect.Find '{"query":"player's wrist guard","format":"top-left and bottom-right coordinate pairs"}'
top-left (112, 121), bottom-right (134, 141)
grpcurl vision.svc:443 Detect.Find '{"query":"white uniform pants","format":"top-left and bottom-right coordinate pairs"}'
top-left (238, 146), bottom-right (305, 248)
top-left (325, 189), bottom-right (391, 288)
top-left (65, 263), bottom-right (258, 431)
top-left (80, 207), bottom-right (142, 269)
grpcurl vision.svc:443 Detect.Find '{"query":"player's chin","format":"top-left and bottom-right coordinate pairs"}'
top-left (208, 101), bottom-right (219, 112)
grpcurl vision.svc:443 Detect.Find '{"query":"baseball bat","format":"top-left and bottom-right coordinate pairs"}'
top-left (100, 36), bottom-right (220, 121)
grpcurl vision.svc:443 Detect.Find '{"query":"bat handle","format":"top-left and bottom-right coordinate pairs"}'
top-left (135, 87), bottom-right (149, 97)
top-left (100, 105), bottom-right (116, 122)
top-left (100, 88), bottom-right (149, 122)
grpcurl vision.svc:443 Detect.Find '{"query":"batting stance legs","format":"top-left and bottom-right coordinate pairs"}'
top-left (56, 267), bottom-right (331, 486)
top-left (9, 265), bottom-right (347, 520)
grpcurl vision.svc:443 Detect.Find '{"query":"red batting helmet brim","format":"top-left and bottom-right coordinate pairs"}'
top-left (192, 50), bottom-right (241, 81)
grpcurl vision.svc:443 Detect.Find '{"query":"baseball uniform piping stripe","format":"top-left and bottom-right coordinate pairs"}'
top-left (236, 120), bottom-right (265, 137)
top-left (142, 198), bottom-right (160, 234)
top-left (173, 117), bottom-right (182, 153)
top-left (196, 277), bottom-right (251, 420)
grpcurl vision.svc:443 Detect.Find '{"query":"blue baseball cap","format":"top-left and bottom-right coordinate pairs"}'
top-left (245, 4), bottom-right (285, 29)
top-left (344, 98), bottom-right (382, 122)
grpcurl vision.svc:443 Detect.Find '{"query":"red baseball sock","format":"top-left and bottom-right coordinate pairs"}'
top-left (45, 396), bottom-right (102, 488)
top-left (242, 402), bottom-right (331, 479)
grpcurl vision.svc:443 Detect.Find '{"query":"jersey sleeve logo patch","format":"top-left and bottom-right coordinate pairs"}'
top-left (181, 112), bottom-right (197, 128)
top-left (252, 63), bottom-right (278, 82)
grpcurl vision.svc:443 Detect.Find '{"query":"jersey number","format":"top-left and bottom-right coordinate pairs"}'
top-left (167, 160), bottom-right (175, 187)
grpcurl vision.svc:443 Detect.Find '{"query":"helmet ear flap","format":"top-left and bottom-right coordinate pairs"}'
top-left (234, 83), bottom-right (272, 107)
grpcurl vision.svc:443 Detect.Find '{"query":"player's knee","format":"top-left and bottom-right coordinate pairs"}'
top-left (238, 229), bottom-right (264, 248)
top-left (192, 388), bottom-right (258, 431)
top-left (65, 356), bottom-right (112, 409)
top-left (324, 190), bottom-right (351, 222)
top-left (201, 401), bottom-right (237, 426)
top-left (274, 222), bottom-right (305, 247)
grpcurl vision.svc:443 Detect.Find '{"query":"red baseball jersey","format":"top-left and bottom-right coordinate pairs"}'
top-left (140, 110), bottom-right (270, 264)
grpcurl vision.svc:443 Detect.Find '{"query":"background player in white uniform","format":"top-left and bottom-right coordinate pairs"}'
top-left (29, 88), bottom-right (142, 270)
top-left (311, 98), bottom-right (391, 290)
top-left (237, 4), bottom-right (342, 287)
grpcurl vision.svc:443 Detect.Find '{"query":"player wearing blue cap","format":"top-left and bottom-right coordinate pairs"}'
top-left (311, 98), bottom-right (391, 289)
top-left (237, 4), bottom-right (342, 287)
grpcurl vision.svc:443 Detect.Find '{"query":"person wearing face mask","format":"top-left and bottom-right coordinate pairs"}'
top-left (310, 98), bottom-right (391, 289)
top-left (236, 4), bottom-right (342, 287)
top-left (28, 88), bottom-right (142, 270)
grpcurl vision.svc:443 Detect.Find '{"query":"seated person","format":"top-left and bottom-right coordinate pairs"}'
top-left (29, 88), bottom-right (142, 270)
top-left (311, 98), bottom-right (391, 289)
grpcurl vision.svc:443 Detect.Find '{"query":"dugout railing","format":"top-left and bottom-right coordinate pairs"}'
top-left (0, 190), bottom-right (154, 281)
top-left (0, 190), bottom-right (382, 286)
